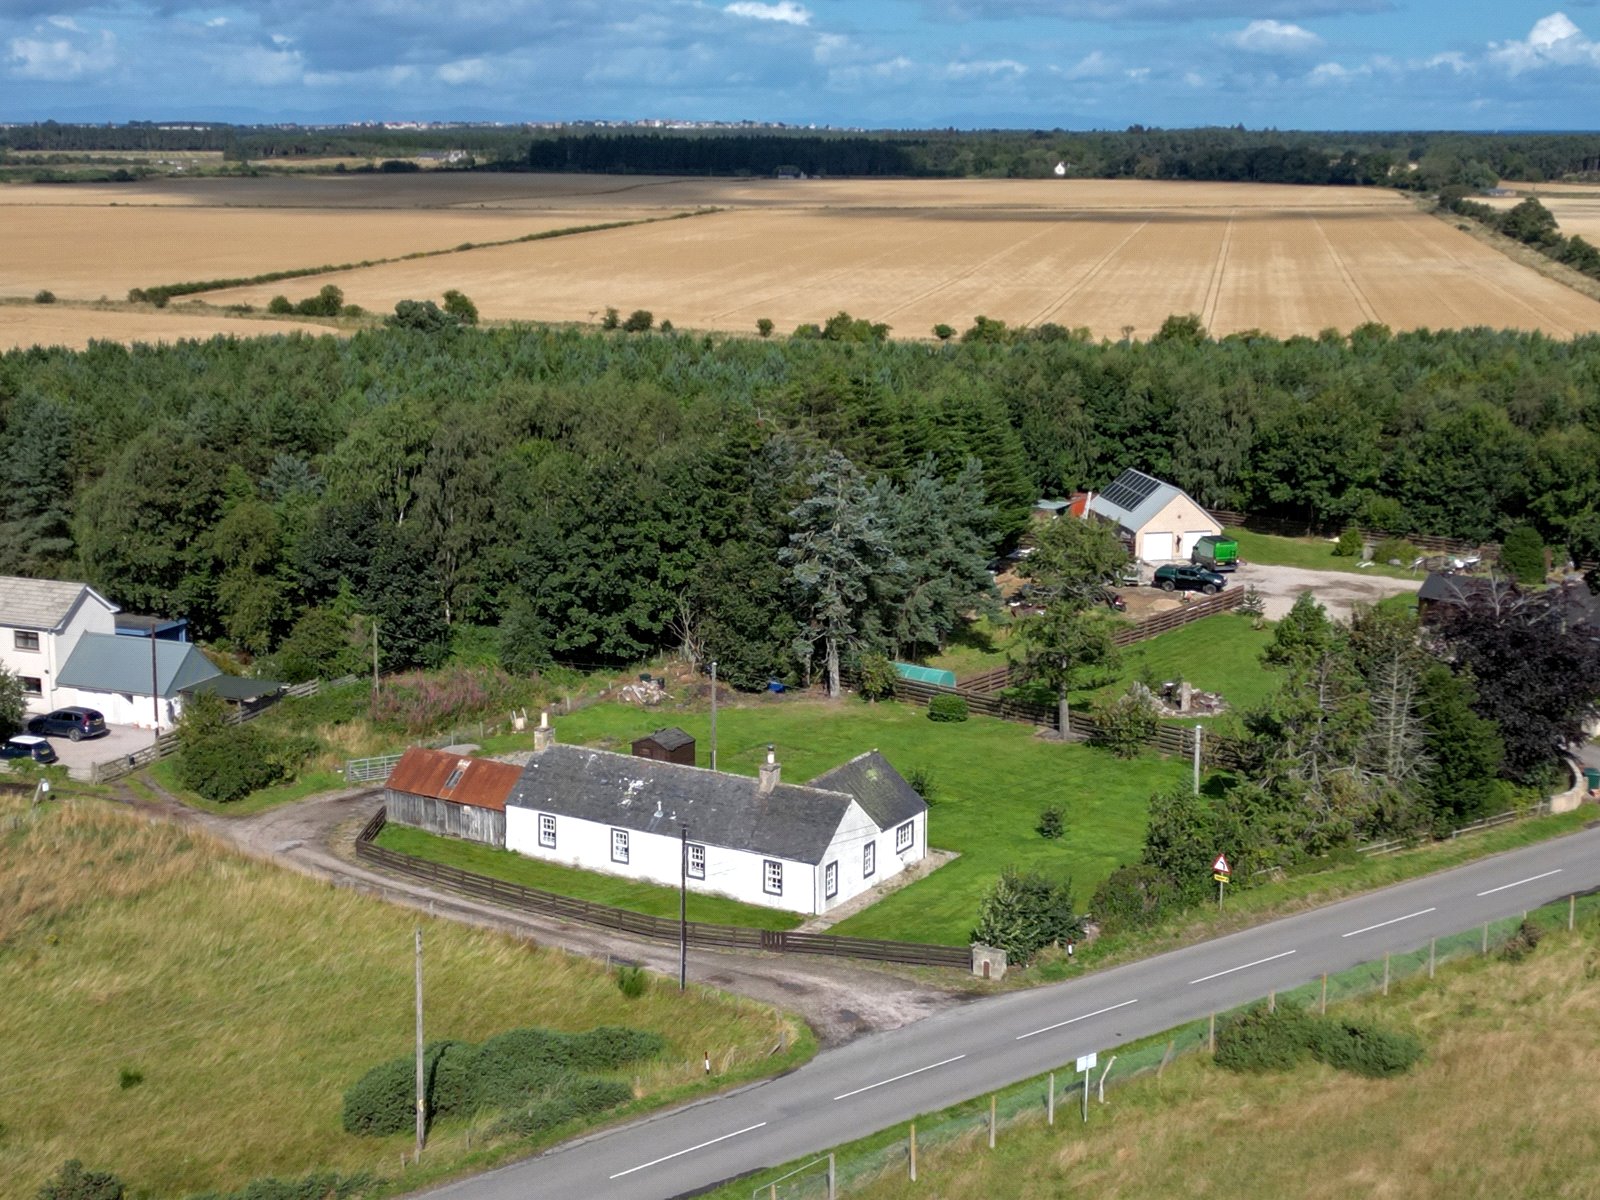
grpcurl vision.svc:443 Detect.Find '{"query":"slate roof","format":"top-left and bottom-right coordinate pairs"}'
top-left (637, 726), bottom-right (695, 752)
top-left (57, 633), bottom-right (220, 697)
top-left (0, 576), bottom-right (116, 632)
top-left (1416, 572), bottom-right (1514, 606)
top-left (1086, 469), bottom-right (1197, 534)
top-left (808, 751), bottom-right (927, 831)
top-left (387, 747), bottom-right (521, 813)
top-left (509, 744), bottom-right (867, 864)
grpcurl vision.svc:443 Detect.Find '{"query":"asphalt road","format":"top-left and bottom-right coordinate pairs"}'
top-left (421, 824), bottom-right (1600, 1200)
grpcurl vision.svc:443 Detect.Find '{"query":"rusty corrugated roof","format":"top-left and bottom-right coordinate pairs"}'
top-left (386, 747), bottom-right (520, 812)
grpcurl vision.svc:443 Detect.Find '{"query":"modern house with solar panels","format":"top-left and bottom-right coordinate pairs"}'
top-left (382, 720), bottom-right (930, 916)
top-left (1085, 469), bottom-right (1222, 564)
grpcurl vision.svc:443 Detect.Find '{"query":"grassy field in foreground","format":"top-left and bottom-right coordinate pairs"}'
top-left (373, 823), bottom-right (802, 931)
top-left (0, 798), bottom-right (810, 1200)
top-left (721, 914), bottom-right (1600, 1200)
top-left (487, 700), bottom-right (1187, 946)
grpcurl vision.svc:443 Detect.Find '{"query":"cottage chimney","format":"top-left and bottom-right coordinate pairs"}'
top-left (758, 744), bottom-right (781, 795)
top-left (533, 710), bottom-right (554, 753)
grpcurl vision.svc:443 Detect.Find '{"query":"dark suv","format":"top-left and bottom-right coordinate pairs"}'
top-left (27, 707), bottom-right (108, 741)
top-left (1152, 564), bottom-right (1227, 594)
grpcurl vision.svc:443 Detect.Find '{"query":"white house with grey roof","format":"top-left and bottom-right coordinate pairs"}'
top-left (0, 575), bottom-right (119, 715)
top-left (1085, 468), bottom-right (1221, 564)
top-left (490, 724), bottom-right (927, 916)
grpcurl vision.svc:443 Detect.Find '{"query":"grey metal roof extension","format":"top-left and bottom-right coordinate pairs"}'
top-left (0, 576), bottom-right (117, 632)
top-left (511, 745), bottom-right (854, 864)
top-left (1086, 468), bottom-right (1190, 533)
top-left (807, 750), bottom-right (927, 831)
top-left (57, 633), bottom-right (221, 698)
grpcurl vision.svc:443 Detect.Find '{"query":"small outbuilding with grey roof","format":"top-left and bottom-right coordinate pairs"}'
top-left (53, 633), bottom-right (224, 731)
top-left (500, 726), bottom-right (927, 916)
top-left (1085, 468), bottom-right (1221, 564)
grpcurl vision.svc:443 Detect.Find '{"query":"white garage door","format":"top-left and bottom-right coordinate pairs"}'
top-left (1142, 532), bottom-right (1175, 561)
top-left (1179, 530), bottom-right (1213, 558)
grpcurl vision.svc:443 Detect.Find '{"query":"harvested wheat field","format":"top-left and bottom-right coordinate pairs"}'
top-left (9, 174), bottom-right (1600, 346)
top-left (1488, 185), bottom-right (1600, 244)
top-left (199, 181), bottom-right (1600, 340)
top-left (0, 304), bottom-right (338, 351)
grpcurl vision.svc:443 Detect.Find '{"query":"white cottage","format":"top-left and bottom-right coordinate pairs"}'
top-left (1085, 468), bottom-right (1221, 564)
top-left (0, 575), bottom-right (119, 714)
top-left (500, 726), bottom-right (927, 917)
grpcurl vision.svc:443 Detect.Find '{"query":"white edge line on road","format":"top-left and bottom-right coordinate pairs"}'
top-left (1341, 907), bottom-right (1437, 939)
top-left (608, 1122), bottom-right (768, 1180)
top-left (1015, 998), bottom-right (1139, 1041)
top-left (833, 1055), bottom-right (968, 1101)
top-left (1477, 868), bottom-right (1562, 897)
top-left (1189, 949), bottom-right (1296, 986)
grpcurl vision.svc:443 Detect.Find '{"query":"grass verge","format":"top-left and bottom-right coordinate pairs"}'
top-left (1227, 527), bottom-right (1422, 580)
top-left (372, 822), bottom-right (802, 931)
top-left (0, 797), bottom-right (812, 1200)
top-left (717, 895), bottom-right (1600, 1200)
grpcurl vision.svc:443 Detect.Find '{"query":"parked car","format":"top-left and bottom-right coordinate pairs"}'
top-left (26, 706), bottom-right (108, 741)
top-left (0, 734), bottom-right (56, 763)
top-left (1152, 564), bottom-right (1227, 594)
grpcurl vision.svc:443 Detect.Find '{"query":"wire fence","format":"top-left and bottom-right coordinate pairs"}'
top-left (739, 887), bottom-right (1600, 1199)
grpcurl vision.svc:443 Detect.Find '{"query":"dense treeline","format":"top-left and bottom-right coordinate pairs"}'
top-left (1444, 193), bottom-right (1600, 282)
top-left (8, 123), bottom-right (1600, 184)
top-left (2, 323), bottom-right (1598, 683)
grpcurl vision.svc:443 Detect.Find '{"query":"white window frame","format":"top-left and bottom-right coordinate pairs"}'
top-left (13, 630), bottom-right (39, 652)
top-left (611, 828), bottom-right (630, 864)
top-left (863, 841), bottom-right (876, 878)
top-left (895, 820), bottom-right (914, 852)
top-left (763, 859), bottom-right (783, 895)
top-left (824, 860), bottom-right (838, 899)
top-left (538, 813), bottom-right (556, 849)
top-left (687, 842), bottom-right (706, 879)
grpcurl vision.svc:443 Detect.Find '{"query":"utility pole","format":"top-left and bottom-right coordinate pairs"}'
top-left (1192, 723), bottom-right (1202, 794)
top-left (414, 927), bottom-right (425, 1157)
top-left (679, 824), bottom-right (689, 991)
top-left (709, 661), bottom-right (718, 772)
top-left (372, 618), bottom-right (381, 701)
top-left (149, 631), bottom-right (160, 737)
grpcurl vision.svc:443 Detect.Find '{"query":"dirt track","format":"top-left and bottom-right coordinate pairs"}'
top-left (134, 784), bottom-right (968, 1048)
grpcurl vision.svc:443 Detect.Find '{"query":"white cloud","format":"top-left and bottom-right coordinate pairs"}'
top-left (224, 42), bottom-right (304, 85)
top-left (205, 16), bottom-right (229, 27)
top-left (723, 1), bottom-right (811, 25)
top-left (1489, 12), bottom-right (1600, 74)
top-left (1225, 18), bottom-right (1320, 53)
top-left (1422, 51), bottom-right (1469, 73)
top-left (1184, 69), bottom-right (1206, 85)
top-left (437, 56), bottom-right (493, 84)
top-left (1125, 66), bottom-right (1150, 80)
top-left (6, 29), bottom-right (114, 80)
top-left (945, 57), bottom-right (1026, 78)
top-left (1060, 49), bottom-right (1113, 79)
top-left (45, 16), bottom-right (81, 32)
top-left (1307, 59), bottom-right (1369, 82)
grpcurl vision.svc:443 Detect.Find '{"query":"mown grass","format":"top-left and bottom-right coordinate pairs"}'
top-left (372, 823), bottom-right (802, 931)
top-left (924, 616), bottom-right (1015, 679)
top-left (1084, 612), bottom-right (1278, 718)
top-left (1228, 527), bottom-right (1422, 580)
top-left (0, 799), bottom-right (811, 1200)
top-left (720, 909), bottom-right (1600, 1200)
top-left (500, 700), bottom-right (1188, 946)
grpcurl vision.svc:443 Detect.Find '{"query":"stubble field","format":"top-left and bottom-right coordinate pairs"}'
top-left (7, 174), bottom-right (1600, 350)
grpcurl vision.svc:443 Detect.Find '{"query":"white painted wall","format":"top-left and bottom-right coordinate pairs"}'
top-left (1136, 494), bottom-right (1221, 562)
top-left (0, 591), bottom-right (117, 714)
top-left (506, 806), bottom-right (818, 914)
top-left (811, 801), bottom-right (925, 913)
top-left (50, 685), bottom-right (182, 729)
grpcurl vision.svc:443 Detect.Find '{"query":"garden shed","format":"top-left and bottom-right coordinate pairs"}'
top-left (632, 727), bottom-right (697, 766)
top-left (384, 747), bottom-right (520, 848)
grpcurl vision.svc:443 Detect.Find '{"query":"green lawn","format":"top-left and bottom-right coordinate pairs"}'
top-left (924, 616), bottom-right (1015, 680)
top-left (373, 823), bottom-right (802, 931)
top-left (1087, 613), bottom-right (1280, 717)
top-left (1227, 527), bottom-right (1421, 580)
top-left (524, 700), bottom-right (1188, 946)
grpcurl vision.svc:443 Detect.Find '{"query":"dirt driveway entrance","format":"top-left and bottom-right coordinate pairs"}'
top-left (1231, 562), bottom-right (1423, 621)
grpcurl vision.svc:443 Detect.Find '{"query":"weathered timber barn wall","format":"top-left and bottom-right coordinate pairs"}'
top-left (384, 788), bottom-right (506, 847)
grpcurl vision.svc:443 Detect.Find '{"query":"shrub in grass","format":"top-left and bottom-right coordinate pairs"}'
top-left (1091, 686), bottom-right (1158, 758)
top-left (1036, 806), bottom-right (1064, 839)
top-left (183, 1171), bottom-right (375, 1200)
top-left (1373, 537), bottom-right (1419, 566)
top-left (1310, 1020), bottom-right (1424, 1077)
top-left (1500, 525), bottom-right (1546, 584)
top-left (341, 1052), bottom-right (427, 1135)
top-left (615, 964), bottom-right (649, 999)
top-left (970, 867), bottom-right (1082, 964)
top-left (1500, 918), bottom-right (1545, 962)
top-left (623, 309), bottom-right (654, 333)
top-left (117, 1066), bottom-right (143, 1090)
top-left (34, 289), bottom-right (56, 304)
top-left (600, 306), bottom-right (620, 329)
top-left (756, 317), bottom-right (774, 337)
top-left (855, 652), bottom-right (897, 702)
top-left (1089, 864), bottom-right (1178, 932)
top-left (175, 724), bottom-right (289, 804)
top-left (267, 295), bottom-right (293, 314)
top-left (568, 1026), bottom-right (665, 1069)
top-left (1214, 1003), bottom-right (1317, 1073)
top-left (927, 694), bottom-right (968, 723)
top-left (1333, 528), bottom-right (1364, 557)
top-left (38, 1160), bottom-right (124, 1200)
top-left (905, 765), bottom-right (938, 805)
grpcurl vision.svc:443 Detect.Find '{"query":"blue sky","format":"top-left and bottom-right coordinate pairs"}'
top-left (3, 1), bottom-right (1598, 129)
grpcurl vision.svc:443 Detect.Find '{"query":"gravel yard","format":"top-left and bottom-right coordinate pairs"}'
top-left (1229, 561), bottom-right (1424, 621)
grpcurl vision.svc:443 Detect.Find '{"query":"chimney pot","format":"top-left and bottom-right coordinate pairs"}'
top-left (758, 746), bottom-right (781, 794)
top-left (533, 713), bottom-right (555, 752)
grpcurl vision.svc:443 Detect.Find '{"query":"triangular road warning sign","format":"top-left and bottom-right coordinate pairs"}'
top-left (1212, 853), bottom-right (1231, 874)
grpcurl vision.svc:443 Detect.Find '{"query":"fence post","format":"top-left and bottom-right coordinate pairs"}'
top-left (1208, 1011), bottom-right (1215, 1053)
top-left (1571, 894), bottom-right (1577, 931)
top-left (1268, 989), bottom-right (1275, 1013)
top-left (1047, 1072), bottom-right (1055, 1124)
top-left (989, 1093), bottom-right (996, 1149)
top-left (1383, 952), bottom-right (1390, 996)
top-left (828, 1152), bottom-right (836, 1200)
top-left (1429, 938), bottom-right (1436, 979)
top-left (1320, 973), bottom-right (1328, 1015)
top-left (909, 1123), bottom-right (917, 1182)
top-left (1482, 922), bottom-right (1489, 954)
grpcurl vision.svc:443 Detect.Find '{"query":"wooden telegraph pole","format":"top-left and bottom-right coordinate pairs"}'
top-left (414, 927), bottom-right (425, 1157)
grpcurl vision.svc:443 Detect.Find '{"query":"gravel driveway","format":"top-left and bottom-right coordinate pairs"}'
top-left (1230, 562), bottom-right (1424, 621)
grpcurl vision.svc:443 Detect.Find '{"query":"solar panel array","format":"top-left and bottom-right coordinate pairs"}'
top-left (1097, 469), bottom-right (1161, 513)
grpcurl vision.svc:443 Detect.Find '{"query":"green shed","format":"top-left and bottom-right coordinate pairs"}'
top-left (893, 662), bottom-right (958, 688)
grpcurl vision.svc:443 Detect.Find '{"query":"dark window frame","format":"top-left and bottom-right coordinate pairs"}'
top-left (824, 860), bottom-right (838, 899)
top-left (611, 828), bottom-right (629, 864)
top-left (763, 858), bottom-right (783, 895)
top-left (687, 842), bottom-right (706, 879)
top-left (538, 813), bottom-right (556, 849)
top-left (863, 840), bottom-right (876, 878)
top-left (896, 820), bottom-right (914, 852)
top-left (13, 630), bottom-right (39, 652)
